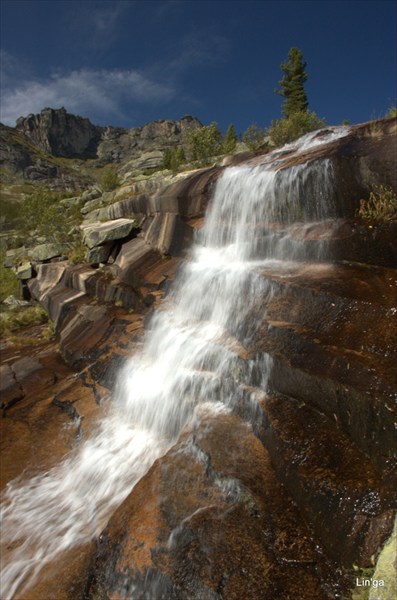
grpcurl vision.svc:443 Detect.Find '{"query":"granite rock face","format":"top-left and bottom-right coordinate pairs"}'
top-left (14, 108), bottom-right (201, 163)
top-left (99, 116), bottom-right (202, 167)
top-left (1, 108), bottom-right (202, 195)
top-left (15, 107), bottom-right (103, 158)
top-left (0, 123), bottom-right (88, 189)
top-left (1, 119), bottom-right (396, 600)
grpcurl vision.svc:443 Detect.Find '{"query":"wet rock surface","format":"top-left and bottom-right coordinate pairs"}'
top-left (89, 412), bottom-right (335, 600)
top-left (1, 119), bottom-right (396, 599)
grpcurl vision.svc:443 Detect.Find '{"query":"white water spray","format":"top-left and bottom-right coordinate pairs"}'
top-left (0, 127), bottom-right (350, 598)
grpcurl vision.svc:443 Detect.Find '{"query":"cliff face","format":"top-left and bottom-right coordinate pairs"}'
top-left (0, 108), bottom-right (202, 193)
top-left (15, 107), bottom-right (103, 158)
top-left (97, 114), bottom-right (201, 164)
top-left (13, 107), bottom-right (202, 161)
top-left (0, 123), bottom-right (91, 190)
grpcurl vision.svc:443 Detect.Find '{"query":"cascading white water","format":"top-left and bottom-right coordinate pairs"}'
top-left (0, 126), bottom-right (350, 599)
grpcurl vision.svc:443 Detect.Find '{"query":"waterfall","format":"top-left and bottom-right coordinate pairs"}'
top-left (0, 126), bottom-right (350, 598)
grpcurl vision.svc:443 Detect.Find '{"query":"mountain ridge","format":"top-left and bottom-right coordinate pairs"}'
top-left (0, 107), bottom-right (202, 189)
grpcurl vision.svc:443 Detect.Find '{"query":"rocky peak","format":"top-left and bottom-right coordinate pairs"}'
top-left (15, 107), bottom-right (104, 159)
top-left (13, 108), bottom-right (202, 163)
top-left (140, 115), bottom-right (201, 139)
top-left (95, 115), bottom-right (202, 164)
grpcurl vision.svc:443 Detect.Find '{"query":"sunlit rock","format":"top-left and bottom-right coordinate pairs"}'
top-left (81, 218), bottom-right (137, 248)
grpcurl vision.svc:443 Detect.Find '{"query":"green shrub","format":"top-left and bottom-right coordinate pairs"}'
top-left (162, 146), bottom-right (186, 172)
top-left (19, 187), bottom-right (61, 240)
top-left (184, 122), bottom-right (223, 163)
top-left (268, 111), bottom-right (326, 146)
top-left (243, 124), bottom-right (268, 151)
top-left (17, 186), bottom-right (83, 244)
top-left (68, 243), bottom-right (87, 264)
top-left (101, 167), bottom-right (120, 192)
top-left (0, 304), bottom-right (48, 338)
top-left (0, 270), bottom-right (20, 302)
top-left (0, 256), bottom-right (20, 301)
top-left (358, 185), bottom-right (397, 224)
top-left (387, 106), bottom-right (397, 118)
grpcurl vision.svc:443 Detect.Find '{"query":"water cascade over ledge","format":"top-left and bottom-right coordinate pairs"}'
top-left (1, 128), bottom-right (354, 598)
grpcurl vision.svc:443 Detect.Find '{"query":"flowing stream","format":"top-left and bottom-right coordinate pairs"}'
top-left (0, 127), bottom-right (350, 598)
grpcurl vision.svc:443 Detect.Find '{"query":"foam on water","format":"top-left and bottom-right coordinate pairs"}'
top-left (0, 126), bottom-right (350, 598)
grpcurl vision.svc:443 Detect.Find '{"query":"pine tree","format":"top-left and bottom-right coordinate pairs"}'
top-left (243, 124), bottom-right (267, 150)
top-left (162, 146), bottom-right (186, 172)
top-left (276, 47), bottom-right (308, 118)
top-left (223, 123), bottom-right (237, 153)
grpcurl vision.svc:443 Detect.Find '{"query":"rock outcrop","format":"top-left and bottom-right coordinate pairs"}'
top-left (1, 108), bottom-right (202, 200)
top-left (0, 123), bottom-right (89, 189)
top-left (15, 107), bottom-right (103, 159)
top-left (98, 115), bottom-right (201, 167)
top-left (13, 107), bottom-right (201, 162)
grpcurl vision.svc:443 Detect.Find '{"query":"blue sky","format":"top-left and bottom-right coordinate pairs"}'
top-left (1, 0), bottom-right (396, 133)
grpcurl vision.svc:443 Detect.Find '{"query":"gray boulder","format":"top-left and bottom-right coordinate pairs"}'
top-left (31, 243), bottom-right (62, 262)
top-left (81, 218), bottom-right (137, 249)
top-left (16, 262), bottom-right (33, 279)
top-left (85, 243), bottom-right (114, 265)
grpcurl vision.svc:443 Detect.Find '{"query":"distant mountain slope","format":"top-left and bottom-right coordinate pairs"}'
top-left (14, 107), bottom-right (201, 161)
top-left (1, 107), bottom-right (202, 190)
top-left (0, 122), bottom-right (91, 190)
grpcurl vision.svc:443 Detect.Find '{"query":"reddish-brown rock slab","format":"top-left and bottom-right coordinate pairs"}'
top-left (257, 394), bottom-right (396, 568)
top-left (0, 335), bottom-right (104, 492)
top-left (2, 543), bottom-right (96, 600)
top-left (247, 260), bottom-right (397, 471)
top-left (0, 339), bottom-right (69, 412)
top-left (0, 380), bottom-right (101, 493)
top-left (89, 411), bottom-right (341, 599)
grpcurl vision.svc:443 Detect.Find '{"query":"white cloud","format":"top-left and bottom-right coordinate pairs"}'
top-left (0, 26), bottom-right (231, 127)
top-left (0, 67), bottom-right (175, 126)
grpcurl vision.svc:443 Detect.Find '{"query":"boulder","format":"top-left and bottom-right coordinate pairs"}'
top-left (16, 261), bottom-right (33, 279)
top-left (3, 246), bottom-right (27, 268)
top-left (107, 197), bottom-right (147, 221)
top-left (150, 166), bottom-right (223, 216)
top-left (80, 192), bottom-right (115, 216)
top-left (28, 262), bottom-right (67, 303)
top-left (31, 243), bottom-right (62, 262)
top-left (2, 295), bottom-right (29, 308)
top-left (12, 356), bottom-right (43, 381)
top-left (81, 218), bottom-right (137, 249)
top-left (85, 243), bottom-right (113, 265)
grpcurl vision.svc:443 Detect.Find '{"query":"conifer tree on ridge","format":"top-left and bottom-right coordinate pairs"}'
top-left (276, 47), bottom-right (309, 118)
